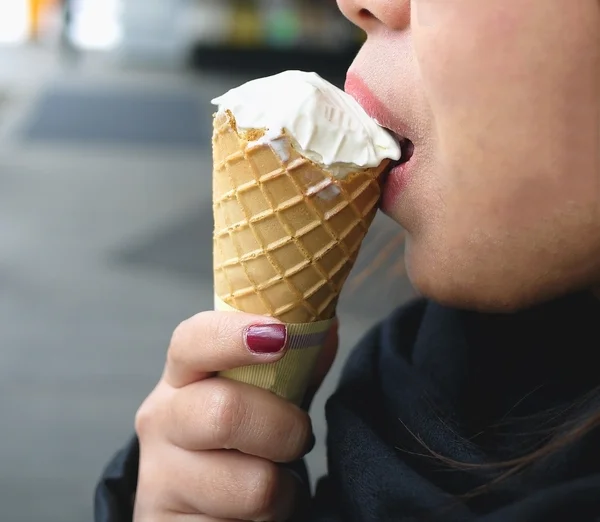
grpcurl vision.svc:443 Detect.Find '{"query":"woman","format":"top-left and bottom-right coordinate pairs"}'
top-left (96, 0), bottom-right (600, 520)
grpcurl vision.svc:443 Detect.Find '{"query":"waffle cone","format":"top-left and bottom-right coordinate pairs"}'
top-left (212, 110), bottom-right (389, 404)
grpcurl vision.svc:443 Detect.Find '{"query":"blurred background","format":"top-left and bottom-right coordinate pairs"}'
top-left (0, 1), bottom-right (413, 520)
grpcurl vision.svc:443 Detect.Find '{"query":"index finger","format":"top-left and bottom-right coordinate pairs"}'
top-left (164, 311), bottom-right (288, 388)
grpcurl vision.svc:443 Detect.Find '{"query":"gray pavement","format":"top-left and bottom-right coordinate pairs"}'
top-left (0, 45), bottom-right (413, 522)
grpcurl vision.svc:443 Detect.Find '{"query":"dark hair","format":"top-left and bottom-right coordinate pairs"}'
top-left (417, 393), bottom-right (600, 499)
top-left (393, 391), bottom-right (600, 522)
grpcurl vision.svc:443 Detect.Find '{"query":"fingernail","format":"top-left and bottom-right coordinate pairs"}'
top-left (244, 324), bottom-right (287, 354)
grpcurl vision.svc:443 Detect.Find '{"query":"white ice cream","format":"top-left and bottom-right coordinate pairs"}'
top-left (211, 70), bottom-right (401, 179)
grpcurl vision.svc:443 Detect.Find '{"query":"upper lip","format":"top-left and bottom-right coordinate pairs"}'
top-left (345, 73), bottom-right (412, 143)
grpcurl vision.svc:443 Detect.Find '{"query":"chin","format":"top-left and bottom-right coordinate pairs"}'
top-left (403, 242), bottom-right (576, 314)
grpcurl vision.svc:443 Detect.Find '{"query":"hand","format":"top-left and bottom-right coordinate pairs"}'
top-left (134, 311), bottom-right (339, 521)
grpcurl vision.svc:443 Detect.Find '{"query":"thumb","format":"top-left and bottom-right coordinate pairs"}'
top-left (302, 318), bottom-right (339, 409)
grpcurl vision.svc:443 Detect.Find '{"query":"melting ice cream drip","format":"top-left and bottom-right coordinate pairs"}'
top-left (304, 177), bottom-right (341, 201)
top-left (248, 127), bottom-right (291, 163)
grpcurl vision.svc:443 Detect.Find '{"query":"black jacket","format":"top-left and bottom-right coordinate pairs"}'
top-left (96, 292), bottom-right (600, 521)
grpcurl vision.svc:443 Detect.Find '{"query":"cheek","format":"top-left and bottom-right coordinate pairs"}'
top-left (412, 0), bottom-right (600, 233)
top-left (412, 1), bottom-right (530, 123)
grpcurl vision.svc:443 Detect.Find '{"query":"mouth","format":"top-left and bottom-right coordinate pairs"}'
top-left (397, 137), bottom-right (415, 165)
top-left (383, 135), bottom-right (414, 180)
top-left (344, 73), bottom-right (417, 197)
top-left (344, 75), bottom-right (414, 175)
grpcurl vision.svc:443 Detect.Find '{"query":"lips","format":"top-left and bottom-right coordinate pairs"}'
top-left (345, 74), bottom-right (413, 164)
top-left (345, 74), bottom-right (415, 206)
top-left (346, 74), bottom-right (413, 138)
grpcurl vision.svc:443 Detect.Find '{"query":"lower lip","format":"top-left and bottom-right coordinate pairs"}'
top-left (381, 158), bottom-right (414, 213)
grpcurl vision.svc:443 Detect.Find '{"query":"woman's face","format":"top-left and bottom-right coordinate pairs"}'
top-left (338, 0), bottom-right (600, 311)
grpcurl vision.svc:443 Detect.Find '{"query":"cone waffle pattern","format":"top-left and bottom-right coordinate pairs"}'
top-left (213, 110), bottom-right (385, 323)
top-left (212, 110), bottom-right (387, 404)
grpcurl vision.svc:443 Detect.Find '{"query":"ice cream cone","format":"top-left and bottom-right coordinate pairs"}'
top-left (213, 109), bottom-right (390, 405)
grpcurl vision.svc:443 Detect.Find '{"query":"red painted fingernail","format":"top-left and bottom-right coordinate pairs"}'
top-left (244, 324), bottom-right (287, 354)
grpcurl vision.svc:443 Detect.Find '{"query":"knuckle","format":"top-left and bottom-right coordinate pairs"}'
top-left (244, 461), bottom-right (281, 520)
top-left (167, 312), bottom-right (235, 366)
top-left (205, 383), bottom-right (244, 448)
top-left (135, 383), bottom-right (171, 441)
top-left (211, 311), bottom-right (230, 341)
top-left (135, 396), bottom-right (157, 439)
top-left (210, 312), bottom-right (242, 356)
